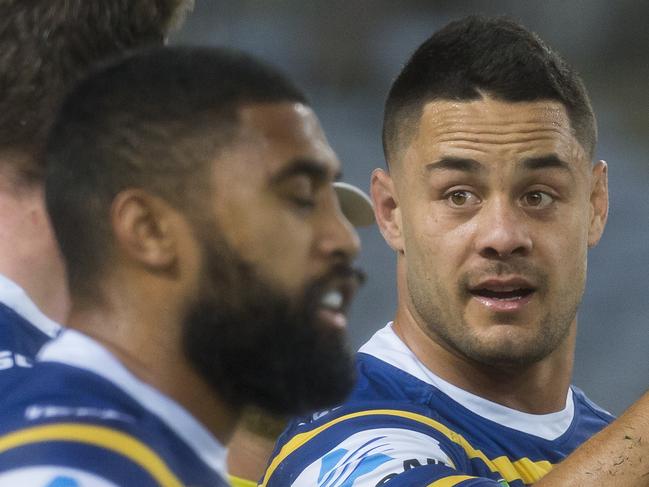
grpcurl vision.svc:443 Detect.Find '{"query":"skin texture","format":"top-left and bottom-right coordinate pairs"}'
top-left (0, 1), bottom-right (193, 323)
top-left (0, 165), bottom-right (69, 321)
top-left (69, 102), bottom-right (361, 445)
top-left (372, 95), bottom-right (608, 413)
top-left (370, 95), bottom-right (649, 486)
top-left (210, 103), bottom-right (359, 298)
top-left (534, 395), bottom-right (649, 486)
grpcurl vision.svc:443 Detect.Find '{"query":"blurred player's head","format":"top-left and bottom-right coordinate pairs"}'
top-left (372, 16), bottom-right (608, 368)
top-left (0, 0), bottom-right (192, 180)
top-left (0, 0), bottom-right (192, 322)
top-left (46, 47), bottom-right (363, 415)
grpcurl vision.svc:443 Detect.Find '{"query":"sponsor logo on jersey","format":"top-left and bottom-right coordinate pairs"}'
top-left (0, 467), bottom-right (118, 487)
top-left (375, 458), bottom-right (444, 486)
top-left (0, 350), bottom-right (32, 370)
top-left (25, 405), bottom-right (134, 423)
top-left (318, 445), bottom-right (393, 486)
top-left (46, 476), bottom-right (80, 487)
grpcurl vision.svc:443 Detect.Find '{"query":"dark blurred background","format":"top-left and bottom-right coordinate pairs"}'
top-left (172, 0), bottom-right (649, 415)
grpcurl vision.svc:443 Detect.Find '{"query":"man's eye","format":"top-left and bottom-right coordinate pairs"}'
top-left (522, 191), bottom-right (554, 208)
top-left (283, 176), bottom-right (316, 211)
top-left (446, 190), bottom-right (480, 207)
top-left (291, 195), bottom-right (316, 209)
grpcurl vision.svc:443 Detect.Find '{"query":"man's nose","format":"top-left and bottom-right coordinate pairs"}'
top-left (316, 197), bottom-right (361, 262)
top-left (473, 197), bottom-right (533, 259)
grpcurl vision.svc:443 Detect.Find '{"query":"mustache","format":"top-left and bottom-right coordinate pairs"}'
top-left (460, 261), bottom-right (547, 290)
top-left (319, 263), bottom-right (366, 287)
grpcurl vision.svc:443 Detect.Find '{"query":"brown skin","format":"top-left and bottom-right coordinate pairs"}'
top-left (227, 409), bottom-right (288, 483)
top-left (372, 95), bottom-right (608, 414)
top-left (534, 396), bottom-right (649, 486)
top-left (68, 101), bottom-right (360, 446)
top-left (373, 95), bottom-right (649, 485)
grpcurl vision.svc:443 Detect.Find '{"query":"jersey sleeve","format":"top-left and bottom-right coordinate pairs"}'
top-left (0, 422), bottom-right (185, 487)
top-left (259, 404), bottom-right (510, 487)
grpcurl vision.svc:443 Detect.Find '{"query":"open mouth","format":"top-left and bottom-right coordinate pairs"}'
top-left (320, 289), bottom-right (344, 311)
top-left (470, 287), bottom-right (534, 301)
top-left (314, 274), bottom-right (361, 329)
top-left (468, 278), bottom-right (536, 311)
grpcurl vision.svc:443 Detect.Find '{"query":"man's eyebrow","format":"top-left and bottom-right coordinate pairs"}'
top-left (270, 158), bottom-right (340, 184)
top-left (521, 154), bottom-right (573, 172)
top-left (425, 157), bottom-right (484, 173)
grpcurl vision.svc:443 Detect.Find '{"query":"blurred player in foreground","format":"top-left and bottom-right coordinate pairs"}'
top-left (0, 0), bottom-right (192, 380)
top-left (262, 16), bottom-right (649, 487)
top-left (0, 46), bottom-right (367, 485)
top-left (227, 181), bottom-right (373, 487)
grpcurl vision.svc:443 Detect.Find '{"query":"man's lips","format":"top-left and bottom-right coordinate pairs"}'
top-left (316, 270), bottom-right (363, 328)
top-left (468, 277), bottom-right (536, 312)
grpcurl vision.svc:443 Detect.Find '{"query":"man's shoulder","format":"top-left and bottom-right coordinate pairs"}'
top-left (260, 330), bottom-right (611, 487)
top-left (0, 362), bottom-right (228, 487)
top-left (569, 385), bottom-right (615, 442)
top-left (0, 275), bottom-right (62, 361)
top-left (262, 398), bottom-right (462, 487)
top-left (1, 360), bottom-right (146, 425)
top-left (0, 303), bottom-right (54, 364)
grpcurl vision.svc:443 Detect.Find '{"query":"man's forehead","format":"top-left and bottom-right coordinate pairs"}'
top-left (236, 101), bottom-right (340, 176)
top-left (418, 97), bottom-right (573, 138)
top-left (401, 96), bottom-right (588, 169)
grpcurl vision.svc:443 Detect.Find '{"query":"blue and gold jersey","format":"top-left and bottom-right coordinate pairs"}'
top-left (0, 329), bottom-right (229, 487)
top-left (0, 274), bottom-right (61, 375)
top-left (261, 323), bottom-right (614, 487)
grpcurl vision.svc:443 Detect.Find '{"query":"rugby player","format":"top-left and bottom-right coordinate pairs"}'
top-left (0, 46), bottom-right (369, 486)
top-left (0, 0), bottom-right (192, 378)
top-left (261, 16), bottom-right (649, 486)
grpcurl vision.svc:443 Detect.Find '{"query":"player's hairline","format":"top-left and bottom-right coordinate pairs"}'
top-left (383, 94), bottom-right (594, 169)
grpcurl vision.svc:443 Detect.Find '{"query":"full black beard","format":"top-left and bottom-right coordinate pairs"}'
top-left (182, 236), bottom-right (356, 416)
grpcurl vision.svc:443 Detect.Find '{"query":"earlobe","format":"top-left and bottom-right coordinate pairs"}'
top-left (587, 160), bottom-right (609, 247)
top-left (111, 190), bottom-right (178, 270)
top-left (370, 168), bottom-right (404, 253)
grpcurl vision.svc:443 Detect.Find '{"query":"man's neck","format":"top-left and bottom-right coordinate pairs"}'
top-left (67, 290), bottom-right (239, 446)
top-left (392, 305), bottom-right (575, 415)
top-left (0, 179), bottom-right (69, 322)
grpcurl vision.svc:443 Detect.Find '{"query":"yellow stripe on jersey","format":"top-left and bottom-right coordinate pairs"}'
top-left (259, 409), bottom-right (553, 486)
top-left (428, 475), bottom-right (476, 486)
top-left (0, 423), bottom-right (183, 487)
top-left (229, 474), bottom-right (259, 487)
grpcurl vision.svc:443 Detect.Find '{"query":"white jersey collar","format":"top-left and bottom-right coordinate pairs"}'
top-left (0, 273), bottom-right (61, 338)
top-left (359, 322), bottom-right (575, 441)
top-left (37, 329), bottom-right (227, 478)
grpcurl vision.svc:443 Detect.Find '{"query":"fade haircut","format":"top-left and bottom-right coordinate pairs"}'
top-left (0, 0), bottom-right (193, 181)
top-left (45, 46), bottom-right (308, 298)
top-left (383, 15), bottom-right (597, 165)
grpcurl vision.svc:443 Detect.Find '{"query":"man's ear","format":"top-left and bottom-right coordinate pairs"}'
top-left (588, 160), bottom-right (609, 248)
top-left (110, 189), bottom-right (178, 270)
top-left (371, 168), bottom-right (404, 253)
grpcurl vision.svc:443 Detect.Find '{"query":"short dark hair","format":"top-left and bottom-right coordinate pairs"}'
top-left (383, 15), bottom-right (596, 164)
top-left (0, 0), bottom-right (192, 180)
top-left (45, 46), bottom-right (308, 297)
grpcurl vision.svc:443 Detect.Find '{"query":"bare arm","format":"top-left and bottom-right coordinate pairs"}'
top-left (536, 391), bottom-right (649, 486)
